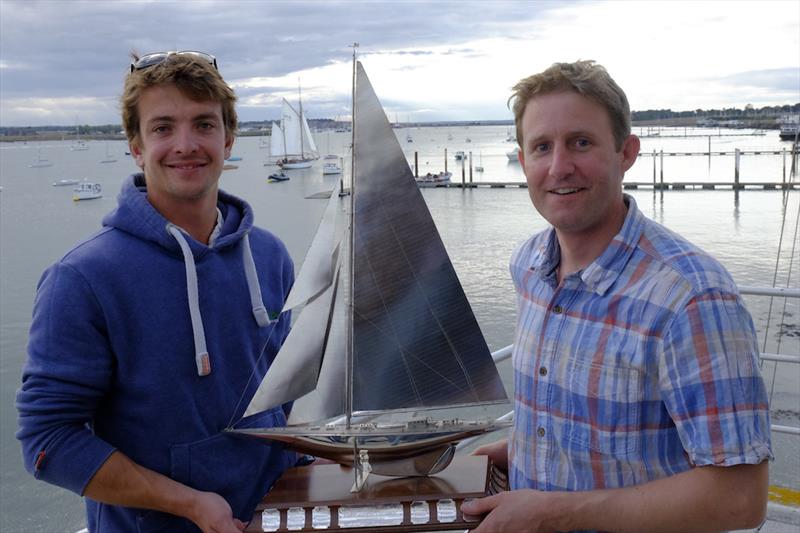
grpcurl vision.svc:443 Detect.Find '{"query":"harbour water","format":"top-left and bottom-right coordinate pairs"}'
top-left (1, 126), bottom-right (798, 532)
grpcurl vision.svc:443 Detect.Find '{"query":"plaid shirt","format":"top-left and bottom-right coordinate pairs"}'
top-left (509, 195), bottom-right (772, 494)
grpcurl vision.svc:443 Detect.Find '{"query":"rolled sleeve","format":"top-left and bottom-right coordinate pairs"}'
top-left (658, 288), bottom-right (773, 467)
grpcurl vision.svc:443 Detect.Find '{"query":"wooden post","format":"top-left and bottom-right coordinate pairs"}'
top-left (444, 148), bottom-right (448, 173)
top-left (783, 148), bottom-right (786, 185)
top-left (734, 148), bottom-right (740, 188)
top-left (414, 151), bottom-right (419, 178)
top-left (461, 158), bottom-right (465, 186)
top-left (652, 149), bottom-right (656, 187)
top-left (708, 136), bottom-right (711, 162)
top-left (659, 149), bottom-right (664, 188)
top-left (469, 151), bottom-right (473, 183)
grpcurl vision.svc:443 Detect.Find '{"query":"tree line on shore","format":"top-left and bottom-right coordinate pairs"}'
top-left (2, 103), bottom-right (797, 140)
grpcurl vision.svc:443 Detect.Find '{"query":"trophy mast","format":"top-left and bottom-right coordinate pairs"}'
top-left (346, 42), bottom-right (371, 492)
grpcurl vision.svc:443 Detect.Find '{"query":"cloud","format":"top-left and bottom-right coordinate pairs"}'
top-left (718, 68), bottom-right (800, 95)
top-left (0, 0), bottom-right (797, 126)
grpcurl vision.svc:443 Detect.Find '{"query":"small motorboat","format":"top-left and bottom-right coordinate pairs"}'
top-left (72, 182), bottom-right (102, 201)
top-left (323, 163), bottom-right (342, 175)
top-left (53, 179), bottom-right (80, 187)
top-left (415, 171), bottom-right (452, 187)
top-left (268, 172), bottom-right (290, 182)
top-left (779, 124), bottom-right (799, 141)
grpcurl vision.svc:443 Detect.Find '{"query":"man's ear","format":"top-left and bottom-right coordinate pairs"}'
top-left (224, 133), bottom-right (234, 160)
top-left (129, 140), bottom-right (145, 169)
top-left (620, 134), bottom-right (640, 172)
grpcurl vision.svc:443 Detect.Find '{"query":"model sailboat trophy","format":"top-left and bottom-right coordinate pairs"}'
top-left (230, 54), bottom-right (510, 494)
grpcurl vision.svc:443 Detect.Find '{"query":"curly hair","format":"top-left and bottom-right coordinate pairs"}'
top-left (121, 53), bottom-right (238, 146)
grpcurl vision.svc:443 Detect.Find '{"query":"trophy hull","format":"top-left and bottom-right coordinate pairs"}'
top-left (229, 420), bottom-right (509, 476)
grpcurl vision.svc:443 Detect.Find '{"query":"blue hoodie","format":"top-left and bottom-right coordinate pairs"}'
top-left (17, 173), bottom-right (296, 532)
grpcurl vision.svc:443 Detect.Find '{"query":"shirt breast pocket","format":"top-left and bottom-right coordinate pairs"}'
top-left (561, 360), bottom-right (642, 457)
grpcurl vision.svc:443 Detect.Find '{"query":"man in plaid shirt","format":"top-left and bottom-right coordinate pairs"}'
top-left (462, 61), bottom-right (772, 532)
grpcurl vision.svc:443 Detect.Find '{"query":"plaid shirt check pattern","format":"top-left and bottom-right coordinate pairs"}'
top-left (509, 195), bottom-right (772, 493)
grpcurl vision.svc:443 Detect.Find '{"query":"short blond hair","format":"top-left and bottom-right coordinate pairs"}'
top-left (510, 60), bottom-right (631, 151)
top-left (121, 53), bottom-right (238, 146)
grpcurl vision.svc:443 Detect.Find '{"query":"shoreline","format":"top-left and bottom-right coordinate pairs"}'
top-left (0, 119), bottom-right (789, 143)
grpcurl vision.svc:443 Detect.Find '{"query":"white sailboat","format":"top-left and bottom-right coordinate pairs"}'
top-left (269, 87), bottom-right (319, 169)
top-left (98, 143), bottom-right (117, 164)
top-left (71, 125), bottom-right (88, 151)
top-left (230, 60), bottom-right (509, 489)
top-left (29, 147), bottom-right (53, 168)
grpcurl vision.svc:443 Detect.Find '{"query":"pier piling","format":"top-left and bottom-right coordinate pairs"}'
top-left (734, 148), bottom-right (741, 189)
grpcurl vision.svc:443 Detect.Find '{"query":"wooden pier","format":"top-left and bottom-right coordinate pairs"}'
top-left (414, 147), bottom-right (799, 191)
top-left (417, 181), bottom-right (799, 190)
top-left (637, 149), bottom-right (797, 157)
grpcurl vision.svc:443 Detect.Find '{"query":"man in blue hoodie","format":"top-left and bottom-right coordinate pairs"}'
top-left (17, 51), bottom-right (296, 532)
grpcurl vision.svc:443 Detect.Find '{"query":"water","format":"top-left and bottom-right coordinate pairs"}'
top-left (1, 127), bottom-right (798, 532)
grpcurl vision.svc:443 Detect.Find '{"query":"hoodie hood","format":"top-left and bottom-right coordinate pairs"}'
top-left (103, 173), bottom-right (272, 375)
top-left (103, 173), bottom-right (251, 257)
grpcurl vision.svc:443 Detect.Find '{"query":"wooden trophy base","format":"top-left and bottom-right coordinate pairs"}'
top-left (247, 455), bottom-right (507, 532)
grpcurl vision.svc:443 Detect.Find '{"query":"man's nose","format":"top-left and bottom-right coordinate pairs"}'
top-left (174, 127), bottom-right (199, 153)
top-left (549, 144), bottom-right (575, 179)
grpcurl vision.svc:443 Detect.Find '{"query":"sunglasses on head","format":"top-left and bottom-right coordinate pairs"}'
top-left (130, 51), bottom-right (217, 73)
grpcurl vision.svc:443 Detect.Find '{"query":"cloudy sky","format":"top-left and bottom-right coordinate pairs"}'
top-left (1, 0), bottom-right (798, 127)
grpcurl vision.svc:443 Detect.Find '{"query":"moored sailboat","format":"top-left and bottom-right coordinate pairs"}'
top-left (270, 87), bottom-right (319, 169)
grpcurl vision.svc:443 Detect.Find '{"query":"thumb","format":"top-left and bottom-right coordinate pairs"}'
top-left (461, 494), bottom-right (500, 516)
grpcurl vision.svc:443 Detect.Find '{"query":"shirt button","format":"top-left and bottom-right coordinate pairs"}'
top-left (537, 427), bottom-right (546, 437)
top-left (553, 305), bottom-right (563, 314)
top-left (539, 366), bottom-right (547, 376)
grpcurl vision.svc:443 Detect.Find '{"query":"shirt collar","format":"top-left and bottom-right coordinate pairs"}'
top-left (581, 194), bottom-right (645, 294)
top-left (528, 194), bottom-right (645, 294)
top-left (208, 207), bottom-right (224, 247)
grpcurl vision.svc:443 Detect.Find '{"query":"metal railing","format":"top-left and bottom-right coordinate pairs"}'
top-left (487, 285), bottom-right (800, 437)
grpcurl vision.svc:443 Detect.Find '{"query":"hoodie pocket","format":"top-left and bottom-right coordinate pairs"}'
top-left (169, 407), bottom-right (293, 521)
top-left (137, 509), bottom-right (195, 533)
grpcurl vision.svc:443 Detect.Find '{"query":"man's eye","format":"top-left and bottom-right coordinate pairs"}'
top-left (575, 138), bottom-right (591, 148)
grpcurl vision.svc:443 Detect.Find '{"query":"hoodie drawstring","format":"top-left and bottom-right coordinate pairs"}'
top-left (168, 224), bottom-right (210, 376)
top-left (242, 234), bottom-right (271, 327)
top-left (167, 225), bottom-right (272, 377)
